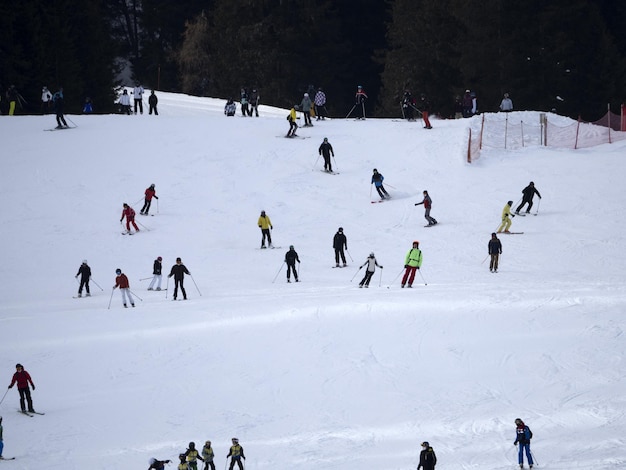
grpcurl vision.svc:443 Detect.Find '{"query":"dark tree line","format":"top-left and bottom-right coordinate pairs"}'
top-left (1, 0), bottom-right (624, 119)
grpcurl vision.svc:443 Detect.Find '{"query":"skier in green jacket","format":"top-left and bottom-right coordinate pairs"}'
top-left (401, 241), bottom-right (423, 288)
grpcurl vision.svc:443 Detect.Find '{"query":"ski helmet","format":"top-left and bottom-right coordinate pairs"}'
top-left (289, 245), bottom-right (294, 250)
top-left (369, 252), bottom-right (375, 258)
top-left (149, 458), bottom-right (157, 465)
top-left (421, 441), bottom-right (429, 447)
top-left (189, 442), bottom-right (195, 449)
top-left (304, 93), bottom-right (309, 97)
top-left (82, 259), bottom-right (88, 264)
top-left (150, 183), bottom-right (155, 188)
top-left (373, 168), bottom-right (378, 172)
top-left (507, 200), bottom-right (513, 205)
top-left (323, 137), bottom-right (328, 142)
top-left (357, 85), bottom-right (363, 89)
top-left (206, 440), bottom-right (212, 445)
top-left (338, 227), bottom-right (343, 232)
top-left (413, 241), bottom-right (419, 247)
top-left (232, 437), bottom-right (239, 443)
top-left (115, 268), bottom-right (122, 274)
top-left (179, 454), bottom-right (186, 461)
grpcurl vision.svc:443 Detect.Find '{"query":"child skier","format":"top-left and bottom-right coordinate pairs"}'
top-left (148, 256), bottom-right (162, 290)
top-left (286, 105), bottom-right (298, 137)
top-left (359, 253), bottom-right (382, 288)
top-left (75, 259), bottom-right (92, 297)
top-left (113, 268), bottom-right (135, 307)
top-left (120, 203), bottom-right (139, 233)
top-left (202, 440), bottom-right (216, 470)
top-left (497, 201), bottom-right (515, 233)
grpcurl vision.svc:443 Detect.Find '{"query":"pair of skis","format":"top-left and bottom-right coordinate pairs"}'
top-left (18, 409), bottom-right (45, 417)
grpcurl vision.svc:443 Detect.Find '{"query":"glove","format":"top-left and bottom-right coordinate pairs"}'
top-left (120, 219), bottom-right (123, 222)
top-left (380, 266), bottom-right (383, 268)
top-left (417, 267), bottom-right (420, 270)
top-left (258, 225), bottom-right (262, 228)
top-left (270, 226), bottom-right (273, 230)
top-left (32, 385), bottom-right (35, 390)
top-left (512, 214), bottom-right (516, 218)
top-left (297, 260), bottom-right (301, 263)
top-left (154, 196), bottom-right (158, 199)
top-left (404, 264), bottom-right (409, 268)
top-left (75, 275), bottom-right (78, 279)
top-left (8, 385), bottom-right (12, 389)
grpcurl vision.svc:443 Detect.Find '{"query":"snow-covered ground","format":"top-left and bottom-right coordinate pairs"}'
top-left (0, 92), bottom-right (625, 470)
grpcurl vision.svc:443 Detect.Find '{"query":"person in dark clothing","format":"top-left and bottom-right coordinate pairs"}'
top-left (319, 137), bottom-right (335, 172)
top-left (355, 85), bottom-right (368, 119)
top-left (53, 88), bottom-right (68, 128)
top-left (227, 438), bottom-right (245, 470)
top-left (240, 88), bottom-right (249, 116)
top-left (285, 246), bottom-right (300, 283)
top-left (333, 227), bottom-right (347, 267)
top-left (417, 441), bottom-right (437, 470)
top-left (514, 418), bottom-right (534, 469)
top-left (415, 190), bottom-right (437, 226)
top-left (488, 233), bottom-right (502, 273)
top-left (148, 457), bottom-right (171, 469)
top-left (168, 257), bottom-right (190, 300)
top-left (462, 90), bottom-right (473, 118)
top-left (75, 259), bottom-right (92, 297)
top-left (402, 90), bottom-right (416, 120)
top-left (148, 256), bottom-right (163, 290)
top-left (515, 182), bottom-right (542, 214)
top-left (248, 88), bottom-right (260, 116)
top-left (148, 90), bottom-right (158, 115)
top-left (371, 169), bottom-right (390, 200)
top-left (419, 94), bottom-right (432, 129)
top-left (8, 364), bottom-right (36, 413)
top-left (140, 183), bottom-right (158, 215)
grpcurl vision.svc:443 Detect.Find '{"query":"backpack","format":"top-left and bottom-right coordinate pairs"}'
top-left (527, 426), bottom-right (533, 439)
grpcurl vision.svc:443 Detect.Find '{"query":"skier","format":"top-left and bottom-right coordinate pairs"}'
top-left (0, 415), bottom-right (4, 459)
top-left (132, 82), bottom-right (144, 114)
top-left (227, 437), bottom-right (246, 470)
top-left (148, 90), bottom-right (159, 115)
top-left (119, 89), bottom-right (132, 115)
top-left (202, 440), bottom-right (216, 470)
top-left (462, 90), bottom-right (473, 118)
top-left (168, 257), bottom-right (190, 300)
top-left (417, 441), bottom-right (437, 470)
top-left (240, 87), bottom-right (249, 116)
top-left (314, 87), bottom-right (327, 120)
top-left (355, 85), bottom-right (368, 119)
top-left (6, 85), bottom-right (19, 116)
top-left (148, 256), bottom-right (163, 291)
top-left (513, 418), bottom-right (534, 469)
top-left (178, 453), bottom-right (189, 470)
top-left (8, 364), bottom-right (36, 413)
top-left (148, 457), bottom-right (172, 469)
top-left (488, 232), bottom-right (502, 273)
top-left (286, 105), bottom-right (298, 137)
top-left (401, 241), bottom-right (423, 288)
top-left (300, 93), bottom-right (313, 126)
top-left (497, 201), bottom-right (515, 233)
top-left (415, 190), bottom-right (437, 226)
top-left (319, 137), bottom-right (334, 172)
top-left (184, 441), bottom-right (204, 470)
top-left (500, 93), bottom-right (513, 112)
top-left (249, 88), bottom-right (260, 116)
top-left (140, 183), bottom-right (159, 215)
top-left (515, 182), bottom-right (541, 214)
top-left (402, 90), bottom-right (416, 120)
top-left (113, 268), bottom-right (135, 307)
top-left (75, 259), bottom-right (92, 297)
top-left (419, 93), bottom-right (432, 129)
top-left (82, 97), bottom-right (93, 114)
top-left (53, 87), bottom-right (68, 128)
top-left (285, 246), bottom-right (300, 283)
top-left (371, 169), bottom-right (390, 200)
top-left (224, 98), bottom-right (236, 116)
top-left (120, 203), bottom-right (140, 233)
top-left (333, 227), bottom-right (347, 267)
top-left (41, 86), bottom-right (52, 114)
top-left (258, 210), bottom-right (273, 248)
top-left (359, 253), bottom-right (382, 288)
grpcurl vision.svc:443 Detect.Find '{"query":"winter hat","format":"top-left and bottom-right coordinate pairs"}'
top-left (115, 268), bottom-right (121, 274)
top-left (157, 256), bottom-right (162, 261)
top-left (304, 93), bottom-right (309, 97)
top-left (369, 252), bottom-right (375, 258)
top-left (16, 363), bottom-right (23, 369)
top-left (413, 240), bottom-right (419, 247)
top-left (421, 441), bottom-right (429, 447)
top-left (507, 200), bottom-right (513, 205)
top-left (289, 245), bottom-right (294, 250)
top-left (338, 227), bottom-right (343, 232)
top-left (82, 259), bottom-right (88, 264)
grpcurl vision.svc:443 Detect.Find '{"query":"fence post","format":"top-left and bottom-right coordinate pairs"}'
top-left (575, 116), bottom-right (581, 150)
top-left (467, 128), bottom-right (472, 163)
top-left (479, 114), bottom-right (485, 149)
top-left (607, 103), bottom-right (612, 144)
top-left (540, 113), bottom-right (547, 146)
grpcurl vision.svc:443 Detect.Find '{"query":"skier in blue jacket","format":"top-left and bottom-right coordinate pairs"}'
top-left (371, 169), bottom-right (390, 200)
top-left (513, 418), bottom-right (534, 469)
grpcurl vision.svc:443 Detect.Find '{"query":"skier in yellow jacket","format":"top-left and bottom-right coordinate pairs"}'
top-left (497, 201), bottom-right (515, 233)
top-left (401, 241), bottom-right (423, 288)
top-left (258, 210), bottom-right (273, 248)
top-left (286, 105), bottom-right (298, 137)
top-left (227, 438), bottom-right (245, 470)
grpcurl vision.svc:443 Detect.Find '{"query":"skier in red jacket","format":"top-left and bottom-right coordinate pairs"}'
top-left (8, 363), bottom-right (36, 413)
top-left (120, 203), bottom-right (139, 233)
top-left (140, 184), bottom-right (158, 215)
top-left (113, 268), bottom-right (135, 307)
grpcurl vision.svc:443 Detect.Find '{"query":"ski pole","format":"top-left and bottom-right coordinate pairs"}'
top-left (107, 287), bottom-right (115, 309)
top-left (157, 198), bottom-right (159, 214)
top-left (136, 220), bottom-right (151, 231)
top-left (384, 183), bottom-right (397, 190)
top-left (345, 104), bottom-right (356, 119)
top-left (530, 450), bottom-right (538, 466)
top-left (272, 262), bottom-right (285, 283)
top-left (417, 268), bottom-right (428, 286)
top-left (0, 387), bottom-right (9, 406)
top-left (388, 267), bottom-right (405, 287)
top-left (190, 274), bottom-right (202, 296)
top-left (312, 155), bottom-right (321, 170)
top-left (400, 103), bottom-right (405, 119)
top-left (90, 279), bottom-right (104, 291)
top-left (139, 277), bottom-right (152, 281)
top-left (331, 154), bottom-right (339, 172)
top-left (481, 254), bottom-right (489, 265)
top-left (224, 459), bottom-right (229, 470)
top-left (350, 266), bottom-right (362, 282)
top-left (345, 249), bottom-right (353, 262)
top-left (66, 116), bottom-right (78, 127)
top-left (129, 289), bottom-right (143, 301)
top-left (534, 198), bottom-right (541, 215)
top-left (378, 267), bottom-right (383, 287)
top-left (369, 184), bottom-right (373, 201)
top-left (165, 276), bottom-right (170, 298)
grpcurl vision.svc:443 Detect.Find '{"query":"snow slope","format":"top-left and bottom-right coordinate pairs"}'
top-left (0, 92), bottom-right (625, 470)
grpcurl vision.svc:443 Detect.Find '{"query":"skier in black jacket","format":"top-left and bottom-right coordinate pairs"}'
top-left (318, 137), bottom-right (335, 172)
top-left (284, 246), bottom-right (300, 283)
top-left (488, 233), bottom-right (502, 273)
top-left (168, 257), bottom-right (190, 300)
top-left (333, 227), bottom-right (347, 267)
top-left (515, 182), bottom-right (542, 214)
top-left (75, 260), bottom-right (91, 297)
top-left (148, 256), bottom-right (162, 290)
top-left (417, 441), bottom-right (437, 470)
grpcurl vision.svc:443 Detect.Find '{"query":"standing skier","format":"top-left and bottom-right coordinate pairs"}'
top-left (513, 418), bottom-right (534, 469)
top-left (314, 87), bottom-right (327, 120)
top-left (178, 453), bottom-right (189, 470)
top-left (402, 90), bottom-right (416, 120)
top-left (515, 182), bottom-right (541, 214)
top-left (184, 442), bottom-right (204, 470)
top-left (41, 86), bottom-right (52, 114)
top-left (497, 201), bottom-right (515, 233)
top-left (286, 105), bottom-right (298, 137)
top-left (120, 203), bottom-right (140, 233)
top-left (300, 93), bottom-right (313, 126)
top-left (148, 457), bottom-right (172, 469)
top-left (319, 137), bottom-right (334, 172)
top-left (133, 82), bottom-right (144, 114)
top-left (355, 85), bottom-right (368, 119)
top-left (488, 233), bottom-right (502, 273)
top-left (227, 438), bottom-right (245, 470)
top-left (285, 246), bottom-right (300, 283)
top-left (419, 94), bottom-right (433, 129)
top-left (140, 183), bottom-right (158, 215)
top-left (8, 364), bottom-right (36, 413)
top-left (249, 88), bottom-right (260, 116)
top-left (113, 268), bottom-right (135, 307)
top-left (75, 259), bottom-right (92, 297)
top-left (371, 169), bottom-right (390, 200)
top-left (119, 89), bottom-right (132, 114)
top-left (401, 241), bottom-right (423, 288)
top-left (415, 190), bottom-right (437, 226)
top-left (148, 256), bottom-right (163, 291)
top-left (359, 253), bottom-right (382, 288)
top-left (53, 87), bottom-right (68, 128)
top-left (333, 227), bottom-right (347, 267)
top-left (500, 93), bottom-right (513, 112)
top-left (240, 88), bottom-right (249, 116)
top-left (168, 257), bottom-right (190, 300)
top-left (258, 210), bottom-right (273, 248)
top-left (202, 440), bottom-right (216, 470)
top-left (148, 90), bottom-right (158, 115)
top-left (417, 441), bottom-right (437, 470)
